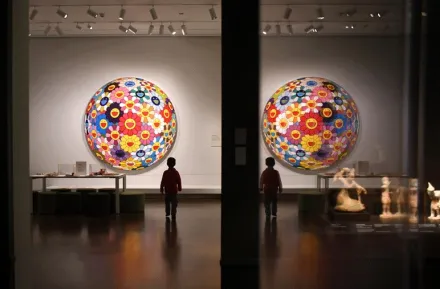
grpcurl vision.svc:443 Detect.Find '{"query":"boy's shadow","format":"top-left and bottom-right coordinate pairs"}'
top-left (262, 217), bottom-right (280, 285)
top-left (162, 218), bottom-right (180, 272)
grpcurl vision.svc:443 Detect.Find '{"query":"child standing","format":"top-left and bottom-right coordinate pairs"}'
top-left (260, 157), bottom-right (283, 218)
top-left (160, 157), bottom-right (182, 220)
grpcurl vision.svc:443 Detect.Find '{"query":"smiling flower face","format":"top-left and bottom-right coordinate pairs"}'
top-left (262, 77), bottom-right (360, 171)
top-left (84, 77), bottom-right (178, 170)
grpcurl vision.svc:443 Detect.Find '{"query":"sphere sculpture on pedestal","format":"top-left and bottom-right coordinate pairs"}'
top-left (262, 77), bottom-right (360, 171)
top-left (84, 77), bottom-right (177, 171)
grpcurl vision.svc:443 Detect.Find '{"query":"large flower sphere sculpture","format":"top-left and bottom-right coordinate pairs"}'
top-left (84, 77), bottom-right (177, 171)
top-left (262, 77), bottom-right (360, 171)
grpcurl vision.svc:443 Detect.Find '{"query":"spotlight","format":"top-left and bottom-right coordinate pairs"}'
top-left (118, 7), bottom-right (126, 20)
top-left (128, 24), bottom-right (137, 34)
top-left (119, 24), bottom-right (128, 33)
top-left (99, 12), bottom-right (105, 18)
top-left (148, 23), bottom-right (154, 35)
top-left (370, 12), bottom-right (386, 18)
top-left (55, 25), bottom-right (63, 36)
top-left (159, 24), bottom-right (164, 35)
top-left (87, 7), bottom-right (98, 18)
top-left (275, 24), bottom-right (281, 36)
top-left (209, 6), bottom-right (217, 20)
top-left (87, 23), bottom-right (93, 30)
top-left (29, 7), bottom-right (38, 20)
top-left (76, 23), bottom-right (82, 30)
top-left (262, 24), bottom-right (271, 35)
top-left (422, 11), bottom-right (428, 17)
top-left (168, 24), bottom-right (176, 35)
top-left (304, 25), bottom-right (315, 33)
top-left (345, 24), bottom-right (355, 29)
top-left (28, 32), bottom-right (32, 37)
top-left (44, 25), bottom-right (51, 36)
top-left (181, 24), bottom-right (187, 35)
top-left (316, 7), bottom-right (325, 20)
top-left (286, 24), bottom-right (293, 35)
top-left (56, 7), bottom-right (68, 19)
top-left (284, 6), bottom-right (292, 20)
top-left (150, 6), bottom-right (158, 20)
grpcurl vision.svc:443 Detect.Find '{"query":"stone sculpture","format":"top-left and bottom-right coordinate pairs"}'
top-left (332, 167), bottom-right (367, 212)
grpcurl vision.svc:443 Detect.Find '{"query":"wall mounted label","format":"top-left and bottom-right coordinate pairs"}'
top-left (211, 135), bottom-right (222, 147)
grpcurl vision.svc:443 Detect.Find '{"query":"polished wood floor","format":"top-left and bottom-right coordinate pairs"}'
top-left (32, 201), bottom-right (439, 289)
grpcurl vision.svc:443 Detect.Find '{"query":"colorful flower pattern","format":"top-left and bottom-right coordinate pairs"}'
top-left (262, 77), bottom-right (359, 171)
top-left (84, 77), bottom-right (177, 171)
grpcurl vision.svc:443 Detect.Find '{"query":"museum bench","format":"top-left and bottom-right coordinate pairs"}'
top-left (113, 191), bottom-right (145, 214)
top-left (54, 190), bottom-right (82, 215)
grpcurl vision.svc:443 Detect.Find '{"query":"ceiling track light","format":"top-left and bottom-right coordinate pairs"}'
top-left (44, 25), bottom-right (51, 36)
top-left (29, 7), bottom-right (38, 20)
top-left (262, 24), bottom-right (271, 35)
top-left (87, 23), bottom-right (93, 30)
top-left (316, 7), bottom-right (325, 20)
top-left (421, 11), bottom-right (427, 17)
top-left (119, 23), bottom-right (128, 33)
top-left (168, 24), bottom-right (176, 35)
top-left (56, 7), bottom-right (68, 19)
top-left (55, 25), bottom-right (63, 36)
top-left (148, 23), bottom-right (154, 35)
top-left (283, 6), bottom-right (292, 20)
top-left (150, 6), bottom-right (158, 20)
top-left (181, 23), bottom-right (188, 35)
top-left (370, 11), bottom-right (386, 18)
top-left (209, 6), bottom-right (217, 20)
top-left (159, 23), bottom-right (164, 35)
top-left (87, 7), bottom-right (98, 18)
top-left (304, 25), bottom-right (315, 33)
top-left (315, 25), bottom-right (323, 32)
top-left (345, 24), bottom-right (355, 29)
top-left (118, 7), bottom-right (126, 21)
top-left (128, 24), bottom-right (137, 34)
top-left (340, 8), bottom-right (357, 17)
top-left (275, 24), bottom-right (281, 36)
top-left (76, 23), bottom-right (82, 30)
top-left (286, 24), bottom-right (293, 35)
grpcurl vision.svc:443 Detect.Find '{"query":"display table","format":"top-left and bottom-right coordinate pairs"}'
top-left (30, 174), bottom-right (126, 214)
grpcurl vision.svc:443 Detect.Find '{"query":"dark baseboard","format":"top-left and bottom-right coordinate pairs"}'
top-left (145, 193), bottom-right (301, 201)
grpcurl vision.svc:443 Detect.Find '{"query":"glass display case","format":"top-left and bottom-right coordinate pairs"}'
top-left (312, 168), bottom-right (440, 233)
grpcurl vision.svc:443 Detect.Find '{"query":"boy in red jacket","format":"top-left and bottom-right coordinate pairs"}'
top-left (160, 157), bottom-right (182, 220)
top-left (260, 157), bottom-right (283, 218)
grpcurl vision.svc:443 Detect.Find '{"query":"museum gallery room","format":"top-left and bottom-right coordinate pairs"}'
top-left (5, 0), bottom-right (439, 288)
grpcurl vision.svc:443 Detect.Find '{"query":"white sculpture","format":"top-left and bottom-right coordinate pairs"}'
top-left (333, 168), bottom-right (367, 212)
top-left (380, 176), bottom-right (392, 218)
top-left (427, 182), bottom-right (440, 220)
top-left (408, 178), bottom-right (418, 223)
top-left (393, 185), bottom-right (406, 216)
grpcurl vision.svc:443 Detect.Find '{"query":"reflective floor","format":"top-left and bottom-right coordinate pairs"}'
top-left (32, 201), bottom-right (438, 289)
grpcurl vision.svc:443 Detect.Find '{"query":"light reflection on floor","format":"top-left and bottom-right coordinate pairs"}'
top-left (32, 202), bottom-right (415, 289)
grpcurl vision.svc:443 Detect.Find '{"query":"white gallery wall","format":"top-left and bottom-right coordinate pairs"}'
top-left (30, 36), bottom-right (403, 191)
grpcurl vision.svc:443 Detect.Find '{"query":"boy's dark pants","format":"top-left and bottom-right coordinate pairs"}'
top-left (264, 192), bottom-right (278, 216)
top-left (165, 193), bottom-right (178, 216)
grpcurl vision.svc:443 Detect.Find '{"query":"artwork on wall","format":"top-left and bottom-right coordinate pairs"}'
top-left (84, 77), bottom-right (177, 171)
top-left (261, 77), bottom-right (360, 172)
